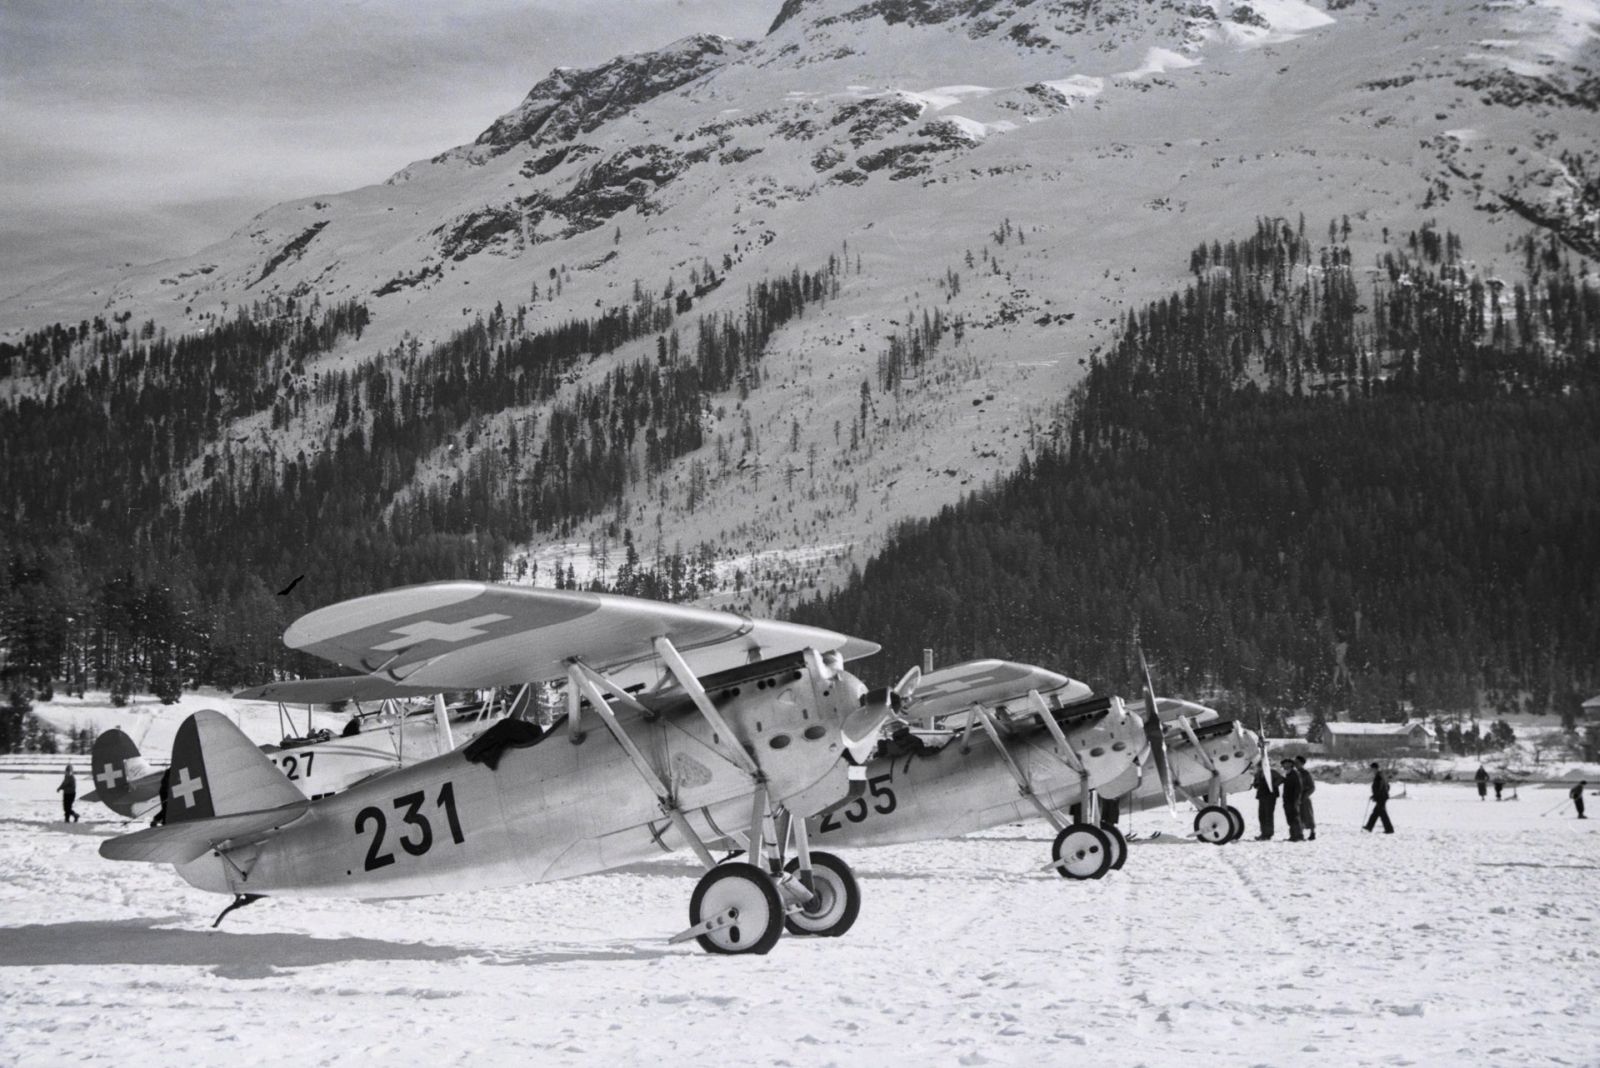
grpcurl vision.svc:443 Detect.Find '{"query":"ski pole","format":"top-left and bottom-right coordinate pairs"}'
top-left (1361, 799), bottom-right (1372, 827)
top-left (1540, 798), bottom-right (1571, 818)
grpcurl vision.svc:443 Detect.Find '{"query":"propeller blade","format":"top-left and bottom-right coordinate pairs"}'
top-left (1138, 647), bottom-right (1179, 815)
top-left (842, 687), bottom-right (900, 764)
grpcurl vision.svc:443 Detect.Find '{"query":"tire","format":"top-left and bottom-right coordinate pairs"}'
top-left (1051, 822), bottom-right (1113, 880)
top-left (1193, 804), bottom-right (1233, 845)
top-left (688, 861), bottom-right (784, 955)
top-left (782, 851), bottom-right (861, 937)
top-left (1102, 823), bottom-right (1128, 871)
top-left (1224, 805), bottom-right (1246, 843)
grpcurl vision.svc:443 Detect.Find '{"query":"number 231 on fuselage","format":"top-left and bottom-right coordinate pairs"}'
top-left (100, 583), bottom-right (893, 955)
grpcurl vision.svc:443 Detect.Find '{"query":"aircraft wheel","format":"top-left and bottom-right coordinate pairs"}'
top-left (1224, 805), bottom-right (1245, 843)
top-left (1051, 822), bottom-right (1112, 880)
top-left (688, 861), bottom-right (784, 955)
top-left (1193, 805), bottom-right (1233, 845)
top-left (782, 851), bottom-right (861, 937)
top-left (1102, 823), bottom-right (1128, 871)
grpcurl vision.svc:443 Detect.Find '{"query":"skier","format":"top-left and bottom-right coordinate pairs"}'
top-left (1475, 765), bottom-right (1488, 800)
top-left (56, 764), bottom-right (80, 823)
top-left (1364, 762), bottom-right (1394, 833)
top-left (1279, 757), bottom-right (1304, 841)
top-left (1251, 764), bottom-right (1279, 839)
top-left (1294, 754), bottom-right (1317, 841)
top-left (1493, 775), bottom-right (1505, 801)
top-left (1572, 781), bottom-right (1588, 820)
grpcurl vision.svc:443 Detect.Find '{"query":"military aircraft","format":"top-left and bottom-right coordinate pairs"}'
top-left (233, 675), bottom-right (515, 799)
top-left (83, 680), bottom-right (510, 818)
top-left (100, 582), bottom-right (892, 955)
top-left (794, 659), bottom-right (1151, 880)
top-left (1105, 652), bottom-right (1263, 844)
top-left (81, 728), bottom-right (166, 818)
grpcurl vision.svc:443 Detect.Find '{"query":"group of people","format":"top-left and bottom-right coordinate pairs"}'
top-left (1252, 754), bottom-right (1319, 841)
top-left (1252, 757), bottom-right (1401, 838)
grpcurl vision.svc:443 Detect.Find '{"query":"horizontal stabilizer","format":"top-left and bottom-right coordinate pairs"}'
top-left (98, 801), bottom-right (310, 864)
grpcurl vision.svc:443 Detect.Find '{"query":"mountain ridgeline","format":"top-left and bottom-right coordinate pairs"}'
top-left (793, 220), bottom-right (1600, 719)
top-left (0, 259), bottom-right (843, 725)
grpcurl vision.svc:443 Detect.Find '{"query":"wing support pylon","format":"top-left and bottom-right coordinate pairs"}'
top-left (566, 660), bottom-right (719, 869)
top-left (971, 704), bottom-right (1072, 833)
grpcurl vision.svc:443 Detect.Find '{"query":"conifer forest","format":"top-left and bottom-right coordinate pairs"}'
top-left (794, 220), bottom-right (1600, 723)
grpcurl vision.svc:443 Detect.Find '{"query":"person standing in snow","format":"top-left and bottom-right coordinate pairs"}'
top-left (1571, 781), bottom-right (1588, 820)
top-left (1251, 764), bottom-right (1280, 839)
top-left (1475, 765), bottom-right (1489, 800)
top-left (1294, 755), bottom-right (1317, 841)
top-left (56, 764), bottom-right (79, 823)
top-left (1493, 775), bottom-right (1505, 801)
top-left (1364, 762), bottom-right (1394, 833)
top-left (1279, 757), bottom-right (1304, 841)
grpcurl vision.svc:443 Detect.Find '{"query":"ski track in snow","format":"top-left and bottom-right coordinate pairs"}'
top-left (1, 779), bottom-right (1596, 1067)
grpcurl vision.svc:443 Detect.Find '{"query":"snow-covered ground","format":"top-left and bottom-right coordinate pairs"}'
top-left (2, 776), bottom-right (1594, 1067)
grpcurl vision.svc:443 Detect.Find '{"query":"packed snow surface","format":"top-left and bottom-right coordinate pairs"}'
top-left (2, 774), bottom-right (1595, 1066)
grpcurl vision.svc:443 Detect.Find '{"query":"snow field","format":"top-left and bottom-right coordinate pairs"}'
top-left (1, 777), bottom-right (1595, 1067)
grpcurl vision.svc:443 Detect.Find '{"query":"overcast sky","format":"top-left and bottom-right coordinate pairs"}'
top-left (0, 0), bottom-right (775, 300)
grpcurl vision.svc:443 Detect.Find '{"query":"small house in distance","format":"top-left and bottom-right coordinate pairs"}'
top-left (1322, 720), bottom-right (1438, 758)
top-left (1582, 695), bottom-right (1600, 722)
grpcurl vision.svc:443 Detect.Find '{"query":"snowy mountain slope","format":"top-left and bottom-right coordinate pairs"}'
top-left (4, 0), bottom-right (1597, 603)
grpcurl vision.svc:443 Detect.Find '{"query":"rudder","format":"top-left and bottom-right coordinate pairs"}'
top-left (87, 728), bottom-right (161, 817)
top-left (165, 710), bottom-right (303, 824)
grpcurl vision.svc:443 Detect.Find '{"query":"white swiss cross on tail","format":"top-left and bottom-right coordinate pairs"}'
top-left (170, 767), bottom-right (206, 809)
top-left (372, 613), bottom-right (511, 651)
top-left (97, 762), bottom-right (125, 790)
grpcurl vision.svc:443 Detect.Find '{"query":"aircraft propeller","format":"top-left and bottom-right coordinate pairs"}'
top-left (840, 665), bottom-right (921, 765)
top-left (1137, 646), bottom-right (1179, 815)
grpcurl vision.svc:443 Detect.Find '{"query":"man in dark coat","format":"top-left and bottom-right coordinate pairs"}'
top-left (1572, 781), bottom-right (1588, 819)
top-left (1251, 765), bottom-right (1279, 839)
top-left (1364, 762), bottom-right (1394, 833)
top-left (1294, 755), bottom-right (1317, 841)
top-left (1279, 758), bottom-right (1303, 841)
top-left (56, 764), bottom-right (80, 823)
top-left (1475, 765), bottom-right (1489, 800)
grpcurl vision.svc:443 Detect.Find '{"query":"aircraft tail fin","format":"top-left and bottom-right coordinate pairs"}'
top-left (164, 710), bottom-right (303, 824)
top-left (85, 728), bottom-right (160, 815)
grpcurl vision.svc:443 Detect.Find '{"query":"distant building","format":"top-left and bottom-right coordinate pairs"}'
top-left (1582, 695), bottom-right (1600, 722)
top-left (1321, 720), bottom-right (1438, 758)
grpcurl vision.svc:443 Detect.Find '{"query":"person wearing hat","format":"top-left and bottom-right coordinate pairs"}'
top-left (1364, 762), bottom-right (1394, 833)
top-left (1250, 763), bottom-right (1281, 839)
top-left (1294, 755), bottom-right (1317, 841)
top-left (1571, 780), bottom-right (1588, 819)
top-left (1279, 757), bottom-right (1304, 841)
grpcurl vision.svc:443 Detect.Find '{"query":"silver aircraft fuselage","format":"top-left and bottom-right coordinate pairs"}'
top-left (804, 700), bottom-right (1145, 848)
top-left (177, 652), bottom-right (862, 898)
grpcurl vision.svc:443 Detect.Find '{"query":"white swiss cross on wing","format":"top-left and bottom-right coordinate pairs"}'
top-left (372, 613), bottom-right (511, 651)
